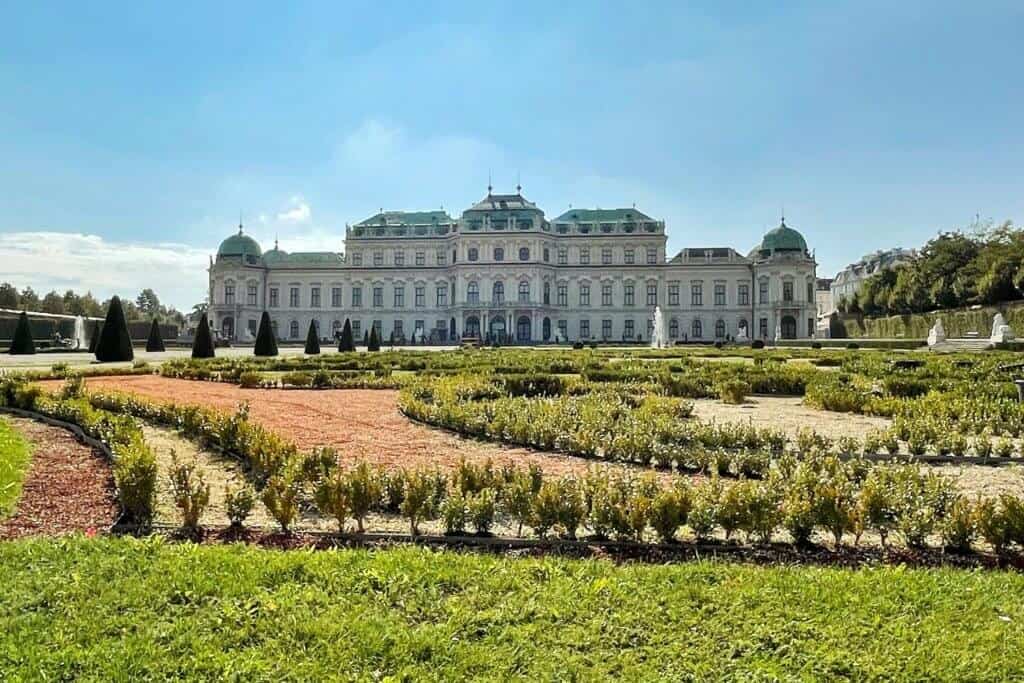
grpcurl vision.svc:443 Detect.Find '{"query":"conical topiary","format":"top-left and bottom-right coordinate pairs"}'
top-left (254, 311), bottom-right (278, 357)
top-left (95, 296), bottom-right (134, 362)
top-left (9, 311), bottom-right (35, 355)
top-left (338, 319), bottom-right (355, 352)
top-left (145, 318), bottom-right (165, 352)
top-left (191, 312), bottom-right (215, 359)
top-left (363, 330), bottom-right (369, 346)
top-left (367, 325), bottom-right (381, 352)
top-left (87, 320), bottom-right (102, 354)
top-left (304, 320), bottom-right (321, 355)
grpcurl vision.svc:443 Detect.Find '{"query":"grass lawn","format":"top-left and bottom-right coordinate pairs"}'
top-left (0, 417), bottom-right (32, 518)
top-left (1, 538), bottom-right (1023, 680)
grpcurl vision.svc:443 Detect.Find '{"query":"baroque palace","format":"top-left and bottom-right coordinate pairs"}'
top-left (209, 189), bottom-right (817, 345)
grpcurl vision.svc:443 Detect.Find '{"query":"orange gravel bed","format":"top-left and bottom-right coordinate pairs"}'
top-left (47, 376), bottom-right (666, 478)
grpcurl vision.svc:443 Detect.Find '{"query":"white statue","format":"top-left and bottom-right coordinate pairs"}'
top-left (736, 324), bottom-right (748, 342)
top-left (991, 313), bottom-right (1015, 343)
top-left (774, 319), bottom-right (782, 343)
top-left (927, 319), bottom-right (946, 346)
top-left (650, 306), bottom-right (668, 349)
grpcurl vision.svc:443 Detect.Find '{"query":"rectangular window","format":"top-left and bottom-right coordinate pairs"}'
top-left (602, 319), bottom-right (612, 339)
top-left (624, 283), bottom-right (635, 307)
top-left (415, 251), bottom-right (425, 266)
top-left (602, 284), bottom-right (612, 306)
top-left (807, 281), bottom-right (814, 303)
top-left (373, 287), bottom-right (383, 308)
top-left (809, 317), bottom-right (815, 337)
top-left (543, 247), bottom-right (550, 262)
top-left (646, 284), bottom-right (657, 307)
top-left (557, 284), bottom-right (568, 306)
top-left (579, 248), bottom-right (590, 265)
top-left (783, 281), bottom-right (794, 302)
top-left (331, 287), bottom-right (342, 308)
top-left (415, 319), bottom-right (425, 335)
top-left (557, 320), bottom-right (568, 339)
top-left (624, 320), bottom-right (634, 338)
top-left (759, 281), bottom-right (769, 304)
top-left (691, 283), bottom-right (703, 306)
top-left (247, 284), bottom-right (257, 306)
top-left (394, 251), bottom-right (405, 267)
top-left (738, 284), bottom-right (749, 306)
top-left (579, 284), bottom-right (590, 306)
top-left (373, 251), bottom-right (384, 266)
top-left (668, 283), bottom-right (679, 306)
top-left (624, 249), bottom-right (635, 265)
top-left (310, 287), bottom-right (321, 308)
top-left (436, 285), bottom-right (447, 307)
top-left (557, 248), bottom-right (568, 265)
top-left (415, 286), bottom-right (425, 307)
top-left (393, 286), bottom-right (404, 308)
top-left (351, 252), bottom-right (362, 266)
top-left (436, 249), bottom-right (446, 266)
top-left (352, 320), bottom-right (361, 337)
top-left (714, 284), bottom-right (726, 306)
top-left (289, 287), bottom-right (300, 308)
top-left (269, 287), bottom-right (279, 308)
top-left (647, 248), bottom-right (657, 265)
top-left (601, 248), bottom-right (612, 265)
top-left (372, 320), bottom-right (382, 336)
top-left (759, 317), bottom-right (768, 338)
top-left (393, 320), bottom-right (403, 337)
top-left (580, 319), bottom-right (590, 338)
top-left (224, 284), bottom-right (235, 305)
top-left (352, 286), bottom-right (362, 308)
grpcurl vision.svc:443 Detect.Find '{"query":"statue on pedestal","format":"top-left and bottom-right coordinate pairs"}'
top-left (927, 319), bottom-right (946, 346)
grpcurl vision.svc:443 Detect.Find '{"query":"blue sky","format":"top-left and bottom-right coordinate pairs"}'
top-left (1, 1), bottom-right (1022, 309)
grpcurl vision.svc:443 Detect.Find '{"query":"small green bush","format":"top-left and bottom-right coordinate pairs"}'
top-left (168, 451), bottom-right (211, 530)
top-left (717, 379), bottom-right (749, 405)
top-left (224, 484), bottom-right (255, 527)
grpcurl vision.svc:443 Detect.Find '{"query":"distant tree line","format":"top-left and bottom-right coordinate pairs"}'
top-left (837, 220), bottom-right (1024, 317)
top-left (0, 282), bottom-right (186, 326)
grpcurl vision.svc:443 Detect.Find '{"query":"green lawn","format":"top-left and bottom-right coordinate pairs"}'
top-left (0, 417), bottom-right (32, 518)
top-left (1, 538), bottom-right (1023, 680)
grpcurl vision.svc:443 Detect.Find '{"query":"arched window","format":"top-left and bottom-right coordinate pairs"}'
top-left (738, 319), bottom-right (748, 336)
top-left (519, 247), bottom-right (530, 261)
top-left (691, 319), bottom-right (702, 338)
top-left (492, 281), bottom-right (504, 304)
top-left (467, 281), bottom-right (480, 304)
top-left (715, 319), bottom-right (726, 338)
top-left (468, 247), bottom-right (479, 262)
top-left (494, 247), bottom-right (504, 261)
top-left (518, 280), bottom-right (530, 303)
top-left (289, 320), bottom-right (300, 339)
top-left (669, 318), bottom-right (679, 339)
top-left (543, 281), bottom-right (551, 304)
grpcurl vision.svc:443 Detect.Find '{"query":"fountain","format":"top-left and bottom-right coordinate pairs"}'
top-left (650, 306), bottom-right (668, 349)
top-left (73, 315), bottom-right (87, 350)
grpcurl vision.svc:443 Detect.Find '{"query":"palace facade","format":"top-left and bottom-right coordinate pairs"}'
top-left (208, 190), bottom-right (817, 345)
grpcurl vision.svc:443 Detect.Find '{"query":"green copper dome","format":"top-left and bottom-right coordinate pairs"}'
top-left (217, 228), bottom-right (263, 261)
top-left (756, 219), bottom-right (808, 254)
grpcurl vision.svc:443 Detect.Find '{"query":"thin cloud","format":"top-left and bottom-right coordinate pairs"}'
top-left (276, 197), bottom-right (312, 223)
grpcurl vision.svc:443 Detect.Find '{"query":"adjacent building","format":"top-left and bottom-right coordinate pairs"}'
top-left (830, 248), bottom-right (916, 309)
top-left (209, 190), bottom-right (818, 345)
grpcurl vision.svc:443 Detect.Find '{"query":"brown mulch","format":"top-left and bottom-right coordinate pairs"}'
top-left (40, 376), bottom-right (670, 479)
top-left (0, 417), bottom-right (118, 540)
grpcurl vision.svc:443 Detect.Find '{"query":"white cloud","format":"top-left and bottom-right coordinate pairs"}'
top-left (0, 232), bottom-right (211, 310)
top-left (276, 196), bottom-right (311, 223)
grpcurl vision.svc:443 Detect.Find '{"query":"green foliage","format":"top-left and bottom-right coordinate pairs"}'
top-left (95, 296), bottom-right (134, 362)
top-left (401, 469), bottom-right (436, 536)
top-left (191, 312), bottom-right (215, 359)
top-left (254, 311), bottom-right (278, 357)
top-left (145, 319), bottom-right (165, 353)
top-left (304, 320), bottom-right (321, 355)
top-left (167, 451), bottom-right (210, 529)
top-left (9, 312), bottom-right (35, 355)
top-left (314, 467), bottom-right (350, 531)
top-left (0, 418), bottom-right (32, 518)
top-left (112, 433), bottom-right (158, 524)
top-left (440, 489), bottom-right (467, 535)
top-left (338, 318), bottom-right (355, 352)
top-left (261, 472), bottom-right (302, 533)
top-left (716, 379), bottom-right (749, 405)
top-left (368, 325), bottom-right (381, 352)
top-left (224, 483), bottom-right (255, 527)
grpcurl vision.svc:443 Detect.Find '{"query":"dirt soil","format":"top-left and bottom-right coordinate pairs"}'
top-left (58, 376), bottom-right (665, 478)
top-left (0, 417), bottom-right (117, 539)
top-left (690, 395), bottom-right (892, 442)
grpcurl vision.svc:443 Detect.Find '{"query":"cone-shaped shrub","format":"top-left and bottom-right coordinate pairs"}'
top-left (304, 320), bottom-right (321, 355)
top-left (363, 330), bottom-right (369, 346)
top-left (368, 325), bottom-right (381, 352)
top-left (95, 296), bottom-right (134, 362)
top-left (254, 311), bottom-right (278, 357)
top-left (87, 320), bottom-right (102, 353)
top-left (191, 312), bottom-right (216, 359)
top-left (9, 311), bottom-right (35, 355)
top-left (145, 319), bottom-right (165, 352)
top-left (338, 318), bottom-right (355, 352)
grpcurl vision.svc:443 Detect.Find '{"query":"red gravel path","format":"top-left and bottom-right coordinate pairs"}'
top-left (0, 417), bottom-right (117, 540)
top-left (52, 376), bottom-right (662, 478)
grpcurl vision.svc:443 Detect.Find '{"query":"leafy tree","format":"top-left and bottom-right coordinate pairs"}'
top-left (95, 296), bottom-right (134, 362)
top-left (338, 318), bottom-right (355, 352)
top-left (40, 290), bottom-right (65, 314)
top-left (0, 282), bottom-right (18, 309)
top-left (145, 319), bottom-right (165, 352)
top-left (191, 312), bottom-right (215, 359)
top-left (304, 320), bottom-right (321, 355)
top-left (254, 311), bottom-right (278, 357)
top-left (19, 287), bottom-right (39, 310)
top-left (8, 311), bottom-right (35, 355)
top-left (136, 288), bottom-right (161, 317)
top-left (367, 325), bottom-right (381, 352)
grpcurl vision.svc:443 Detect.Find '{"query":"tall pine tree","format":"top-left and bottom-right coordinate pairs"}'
top-left (304, 320), bottom-right (321, 355)
top-left (191, 312), bottom-right (216, 358)
top-left (338, 318), bottom-right (355, 352)
top-left (254, 311), bottom-right (278, 357)
top-left (8, 311), bottom-right (35, 355)
top-left (145, 318), bottom-right (165, 352)
top-left (95, 296), bottom-right (134, 362)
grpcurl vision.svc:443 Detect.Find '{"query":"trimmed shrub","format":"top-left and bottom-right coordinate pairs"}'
top-left (440, 489), bottom-right (468, 535)
top-left (9, 311), bottom-right (35, 355)
top-left (238, 371), bottom-right (262, 388)
top-left (95, 296), bottom-right (134, 362)
top-left (145, 318), bottom-right (165, 352)
top-left (363, 330), bottom-right (369, 346)
top-left (368, 325), bottom-right (381, 352)
top-left (346, 461), bottom-right (381, 533)
top-left (254, 311), bottom-right (278, 357)
top-left (401, 469), bottom-right (436, 536)
top-left (338, 318), bottom-right (355, 352)
top-left (261, 472), bottom-right (302, 532)
top-left (468, 488), bottom-right (497, 535)
top-left (717, 379), bottom-right (749, 405)
top-left (87, 320), bottom-right (102, 353)
top-left (314, 468), bottom-right (350, 532)
top-left (224, 484), bottom-right (255, 527)
top-left (112, 434), bottom-right (158, 524)
top-left (168, 452), bottom-right (211, 529)
top-left (751, 340), bottom-right (765, 349)
top-left (304, 320), bottom-right (321, 355)
top-left (191, 312), bottom-right (216, 359)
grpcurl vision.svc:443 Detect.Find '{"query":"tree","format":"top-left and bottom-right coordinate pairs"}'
top-left (191, 312), bottom-right (215, 359)
top-left (88, 320), bottom-right (102, 353)
top-left (338, 319), bottom-right (355, 352)
top-left (367, 325), bottom-right (381, 352)
top-left (254, 311), bottom-right (278, 357)
top-left (136, 288), bottom-right (161, 317)
top-left (19, 287), bottom-right (39, 310)
top-left (40, 290), bottom-right (66, 314)
top-left (95, 296), bottom-right (134, 362)
top-left (145, 319), bottom-right (165, 352)
top-left (363, 329), bottom-right (369, 346)
top-left (8, 311), bottom-right (35, 355)
top-left (0, 282), bottom-right (20, 309)
top-left (304, 320), bottom-right (321, 355)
